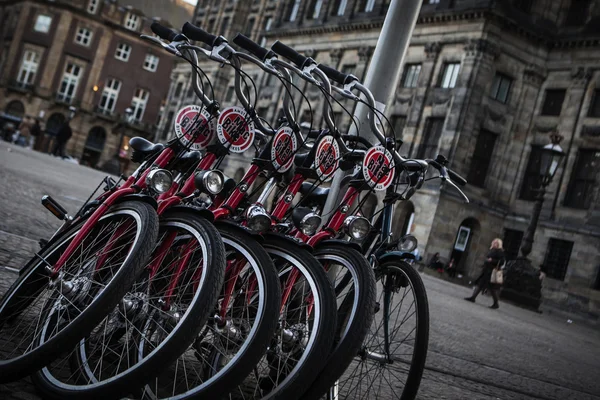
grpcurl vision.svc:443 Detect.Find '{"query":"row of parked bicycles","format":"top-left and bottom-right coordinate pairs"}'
top-left (0, 21), bottom-right (469, 399)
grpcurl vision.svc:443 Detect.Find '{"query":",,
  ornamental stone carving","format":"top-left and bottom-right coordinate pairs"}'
top-left (571, 66), bottom-right (593, 79)
top-left (358, 46), bottom-right (373, 62)
top-left (304, 48), bottom-right (316, 58)
top-left (570, 66), bottom-right (593, 86)
top-left (484, 104), bottom-right (507, 124)
top-left (463, 38), bottom-right (499, 59)
top-left (523, 64), bottom-right (546, 86)
top-left (329, 48), bottom-right (343, 64)
top-left (424, 41), bottom-right (441, 59)
top-left (395, 93), bottom-right (413, 106)
top-left (427, 88), bottom-right (452, 106)
top-left (534, 123), bottom-right (558, 134)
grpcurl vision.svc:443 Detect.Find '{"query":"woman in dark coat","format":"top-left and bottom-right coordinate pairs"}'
top-left (465, 238), bottom-right (505, 309)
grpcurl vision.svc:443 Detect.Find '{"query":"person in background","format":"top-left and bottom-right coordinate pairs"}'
top-left (446, 258), bottom-right (457, 278)
top-left (539, 264), bottom-right (547, 281)
top-left (16, 116), bottom-right (32, 147)
top-left (412, 247), bottom-right (421, 262)
top-left (30, 118), bottom-right (41, 150)
top-left (428, 253), bottom-right (443, 270)
top-left (2, 122), bottom-right (16, 142)
top-left (464, 238), bottom-right (505, 309)
top-left (52, 119), bottom-right (73, 159)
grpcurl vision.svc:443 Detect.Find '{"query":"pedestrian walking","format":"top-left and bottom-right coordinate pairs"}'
top-left (464, 238), bottom-right (505, 309)
top-left (52, 120), bottom-right (73, 159)
top-left (30, 118), bottom-right (42, 150)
